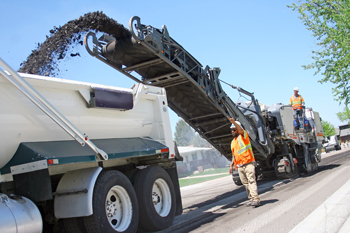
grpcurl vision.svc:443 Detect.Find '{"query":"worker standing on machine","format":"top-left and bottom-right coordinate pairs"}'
top-left (228, 116), bottom-right (260, 207)
top-left (289, 87), bottom-right (305, 130)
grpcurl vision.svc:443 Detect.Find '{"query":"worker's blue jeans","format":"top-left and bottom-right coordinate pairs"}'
top-left (293, 109), bottom-right (304, 129)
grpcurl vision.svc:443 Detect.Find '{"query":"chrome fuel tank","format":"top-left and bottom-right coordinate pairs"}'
top-left (0, 194), bottom-right (42, 233)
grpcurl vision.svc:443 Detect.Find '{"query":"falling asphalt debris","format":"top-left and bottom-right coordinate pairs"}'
top-left (18, 11), bottom-right (130, 77)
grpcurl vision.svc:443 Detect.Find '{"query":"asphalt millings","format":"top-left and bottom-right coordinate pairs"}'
top-left (18, 11), bottom-right (130, 77)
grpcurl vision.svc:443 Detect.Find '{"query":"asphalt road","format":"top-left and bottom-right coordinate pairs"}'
top-left (159, 148), bottom-right (350, 233)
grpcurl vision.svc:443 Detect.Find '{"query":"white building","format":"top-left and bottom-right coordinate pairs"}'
top-left (176, 146), bottom-right (230, 177)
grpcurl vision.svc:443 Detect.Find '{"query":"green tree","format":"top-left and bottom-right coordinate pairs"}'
top-left (288, 1), bottom-right (350, 105)
top-left (174, 119), bottom-right (210, 147)
top-left (191, 133), bottom-right (210, 147)
top-left (322, 120), bottom-right (336, 137)
top-left (174, 120), bottom-right (194, 146)
top-left (336, 105), bottom-right (350, 123)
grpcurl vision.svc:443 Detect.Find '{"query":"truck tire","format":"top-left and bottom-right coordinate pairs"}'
top-left (304, 153), bottom-right (313, 174)
top-left (83, 170), bottom-right (139, 233)
top-left (234, 179), bottom-right (243, 186)
top-left (302, 144), bottom-right (313, 174)
top-left (134, 166), bottom-right (176, 232)
top-left (232, 170), bottom-right (242, 186)
top-left (311, 161), bottom-right (318, 171)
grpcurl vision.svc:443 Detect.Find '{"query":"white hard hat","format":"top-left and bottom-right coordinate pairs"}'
top-left (230, 121), bottom-right (242, 128)
top-left (294, 87), bottom-right (299, 91)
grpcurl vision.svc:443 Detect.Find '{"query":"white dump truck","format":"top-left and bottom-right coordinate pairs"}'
top-left (0, 58), bottom-right (182, 233)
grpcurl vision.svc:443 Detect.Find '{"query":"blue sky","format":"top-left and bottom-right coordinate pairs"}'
top-left (0, 0), bottom-right (346, 136)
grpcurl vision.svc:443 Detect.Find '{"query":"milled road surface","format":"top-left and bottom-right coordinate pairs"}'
top-left (159, 148), bottom-right (350, 233)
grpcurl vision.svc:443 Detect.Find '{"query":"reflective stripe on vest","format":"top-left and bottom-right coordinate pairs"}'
top-left (291, 95), bottom-right (303, 110)
top-left (231, 131), bottom-right (255, 169)
top-left (237, 143), bottom-right (253, 155)
top-left (237, 133), bottom-right (253, 155)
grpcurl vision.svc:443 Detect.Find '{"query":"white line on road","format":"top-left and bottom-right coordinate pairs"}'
top-left (289, 174), bottom-right (350, 233)
top-left (230, 166), bottom-right (349, 233)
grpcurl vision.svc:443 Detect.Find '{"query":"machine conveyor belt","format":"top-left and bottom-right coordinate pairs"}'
top-left (85, 16), bottom-right (272, 160)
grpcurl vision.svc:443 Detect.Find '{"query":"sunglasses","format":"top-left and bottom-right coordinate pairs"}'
top-left (231, 128), bottom-right (236, 132)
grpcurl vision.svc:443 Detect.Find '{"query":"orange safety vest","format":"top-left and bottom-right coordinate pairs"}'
top-left (231, 130), bottom-right (255, 169)
top-left (290, 95), bottom-right (304, 110)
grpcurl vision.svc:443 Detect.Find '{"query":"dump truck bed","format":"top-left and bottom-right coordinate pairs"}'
top-left (0, 71), bottom-right (174, 180)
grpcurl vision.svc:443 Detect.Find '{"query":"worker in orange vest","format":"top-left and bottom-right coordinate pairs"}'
top-left (289, 87), bottom-right (305, 129)
top-left (228, 116), bottom-right (260, 207)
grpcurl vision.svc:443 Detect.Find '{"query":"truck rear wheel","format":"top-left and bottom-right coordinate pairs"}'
top-left (134, 166), bottom-right (176, 231)
top-left (232, 170), bottom-right (242, 186)
top-left (83, 170), bottom-right (139, 233)
top-left (304, 152), bottom-right (313, 174)
top-left (234, 179), bottom-right (243, 186)
top-left (302, 144), bottom-right (313, 174)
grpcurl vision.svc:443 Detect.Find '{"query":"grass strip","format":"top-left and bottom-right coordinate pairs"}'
top-left (179, 174), bottom-right (230, 187)
top-left (189, 167), bottom-right (229, 177)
